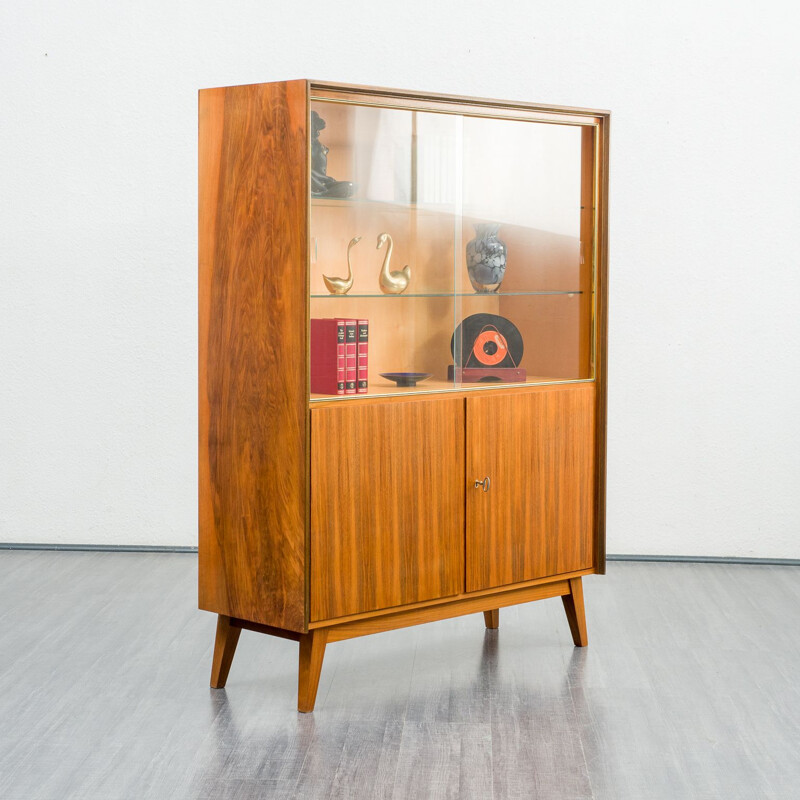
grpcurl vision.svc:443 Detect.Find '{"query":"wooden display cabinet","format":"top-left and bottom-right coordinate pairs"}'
top-left (199, 80), bottom-right (609, 712)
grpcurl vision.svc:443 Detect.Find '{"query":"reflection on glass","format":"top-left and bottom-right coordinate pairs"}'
top-left (456, 117), bottom-right (589, 388)
top-left (308, 100), bottom-right (595, 401)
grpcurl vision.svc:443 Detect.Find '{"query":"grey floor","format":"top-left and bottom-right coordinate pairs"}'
top-left (0, 553), bottom-right (799, 800)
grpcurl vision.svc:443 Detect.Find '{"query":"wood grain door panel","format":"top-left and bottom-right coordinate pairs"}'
top-left (466, 385), bottom-right (595, 592)
top-left (311, 398), bottom-right (465, 621)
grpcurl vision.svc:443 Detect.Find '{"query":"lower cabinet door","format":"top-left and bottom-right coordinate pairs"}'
top-left (466, 385), bottom-right (596, 593)
top-left (310, 397), bottom-right (465, 621)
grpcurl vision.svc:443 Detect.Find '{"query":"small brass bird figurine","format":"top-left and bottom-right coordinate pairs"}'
top-left (376, 232), bottom-right (410, 294)
top-left (323, 236), bottom-right (361, 295)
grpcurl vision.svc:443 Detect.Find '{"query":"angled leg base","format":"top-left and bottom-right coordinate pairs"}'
top-left (298, 629), bottom-right (328, 713)
top-left (206, 573), bottom-right (590, 709)
top-left (210, 615), bottom-right (242, 688)
top-left (561, 576), bottom-right (588, 647)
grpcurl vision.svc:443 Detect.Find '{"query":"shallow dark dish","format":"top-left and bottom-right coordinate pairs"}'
top-left (380, 372), bottom-right (433, 388)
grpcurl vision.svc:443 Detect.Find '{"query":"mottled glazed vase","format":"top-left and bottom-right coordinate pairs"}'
top-left (466, 223), bottom-right (506, 293)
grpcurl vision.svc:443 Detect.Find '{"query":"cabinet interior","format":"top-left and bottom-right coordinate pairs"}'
top-left (308, 96), bottom-right (599, 401)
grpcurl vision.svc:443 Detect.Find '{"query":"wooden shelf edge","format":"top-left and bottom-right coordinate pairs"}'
top-left (310, 379), bottom-right (596, 407)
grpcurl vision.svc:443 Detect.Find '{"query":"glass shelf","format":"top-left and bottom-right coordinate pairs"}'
top-left (310, 290), bottom-right (584, 299)
top-left (311, 197), bottom-right (456, 214)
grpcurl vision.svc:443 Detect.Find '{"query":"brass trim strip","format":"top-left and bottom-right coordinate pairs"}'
top-left (310, 95), bottom-right (601, 127)
top-left (591, 124), bottom-right (599, 380)
top-left (304, 80), bottom-right (312, 630)
top-left (309, 80), bottom-right (610, 117)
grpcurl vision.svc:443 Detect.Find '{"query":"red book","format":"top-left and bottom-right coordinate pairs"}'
top-left (344, 319), bottom-right (357, 394)
top-left (357, 320), bottom-right (368, 393)
top-left (310, 318), bottom-right (345, 395)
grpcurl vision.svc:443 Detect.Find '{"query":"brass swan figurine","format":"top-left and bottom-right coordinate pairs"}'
top-left (323, 236), bottom-right (361, 295)
top-left (376, 232), bottom-right (410, 294)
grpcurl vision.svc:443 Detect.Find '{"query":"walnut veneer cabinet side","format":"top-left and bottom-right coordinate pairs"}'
top-left (199, 81), bottom-right (309, 633)
top-left (199, 80), bottom-right (610, 712)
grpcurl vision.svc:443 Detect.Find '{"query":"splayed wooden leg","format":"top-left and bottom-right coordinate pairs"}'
top-left (561, 577), bottom-right (588, 647)
top-left (298, 629), bottom-right (328, 712)
top-left (210, 615), bottom-right (241, 688)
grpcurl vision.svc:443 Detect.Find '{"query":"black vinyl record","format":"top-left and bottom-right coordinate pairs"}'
top-left (450, 313), bottom-right (524, 369)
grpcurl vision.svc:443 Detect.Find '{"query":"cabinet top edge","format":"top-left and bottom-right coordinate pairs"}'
top-left (197, 79), bottom-right (610, 119)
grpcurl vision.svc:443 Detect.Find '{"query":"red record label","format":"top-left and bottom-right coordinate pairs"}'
top-left (473, 329), bottom-right (508, 366)
top-left (451, 313), bottom-right (523, 369)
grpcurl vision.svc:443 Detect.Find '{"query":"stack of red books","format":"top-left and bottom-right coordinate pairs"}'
top-left (310, 319), bottom-right (368, 395)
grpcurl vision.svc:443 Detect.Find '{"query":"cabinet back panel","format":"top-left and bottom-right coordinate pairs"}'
top-left (310, 398), bottom-right (465, 621)
top-left (466, 384), bottom-right (595, 591)
top-left (199, 81), bottom-right (308, 631)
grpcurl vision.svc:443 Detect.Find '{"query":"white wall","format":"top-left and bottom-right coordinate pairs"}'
top-left (2, 1), bottom-right (799, 556)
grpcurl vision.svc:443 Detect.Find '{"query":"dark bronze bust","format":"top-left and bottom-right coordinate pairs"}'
top-left (311, 110), bottom-right (355, 198)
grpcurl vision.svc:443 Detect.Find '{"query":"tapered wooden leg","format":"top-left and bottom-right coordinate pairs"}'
top-left (561, 577), bottom-right (588, 647)
top-left (210, 614), bottom-right (241, 688)
top-left (298, 629), bottom-right (328, 713)
top-left (483, 609), bottom-right (499, 629)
